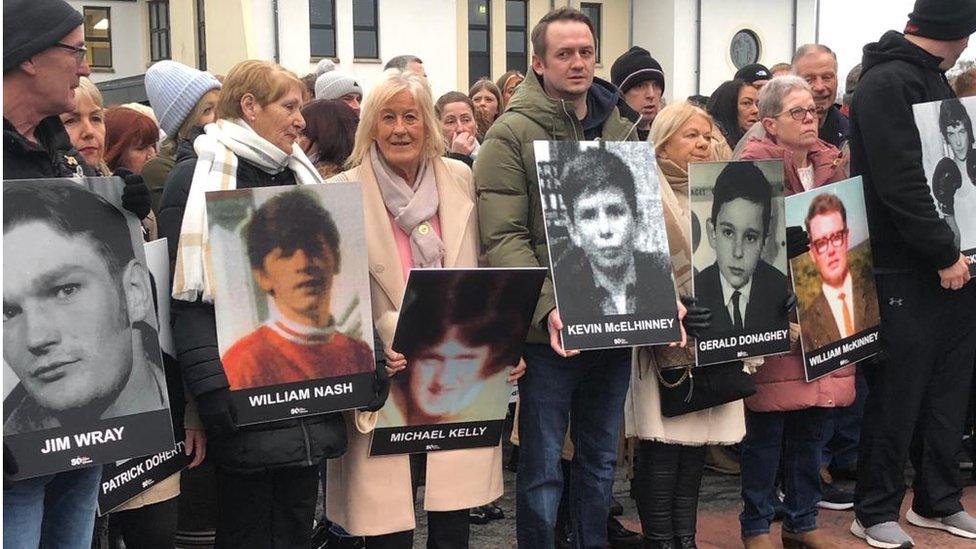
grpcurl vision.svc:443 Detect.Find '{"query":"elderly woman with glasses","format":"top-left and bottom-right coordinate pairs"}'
top-left (733, 75), bottom-right (851, 549)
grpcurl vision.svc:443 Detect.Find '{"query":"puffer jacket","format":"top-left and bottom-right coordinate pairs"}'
top-left (157, 137), bottom-right (349, 473)
top-left (737, 136), bottom-right (855, 413)
top-left (473, 69), bottom-right (640, 342)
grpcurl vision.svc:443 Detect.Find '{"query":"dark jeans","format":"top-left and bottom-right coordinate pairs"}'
top-left (516, 343), bottom-right (631, 549)
top-left (855, 272), bottom-right (976, 527)
top-left (634, 440), bottom-right (706, 542)
top-left (822, 367), bottom-right (868, 470)
top-left (3, 465), bottom-right (101, 548)
top-left (364, 510), bottom-right (469, 549)
top-left (740, 407), bottom-right (826, 536)
top-left (214, 465), bottom-right (319, 549)
top-left (109, 497), bottom-right (179, 549)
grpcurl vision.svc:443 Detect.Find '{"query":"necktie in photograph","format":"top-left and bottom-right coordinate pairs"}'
top-left (838, 292), bottom-right (854, 337)
top-left (732, 290), bottom-right (743, 331)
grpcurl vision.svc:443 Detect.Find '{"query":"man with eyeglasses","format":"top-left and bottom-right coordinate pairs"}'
top-left (799, 193), bottom-right (880, 353)
top-left (4, 1), bottom-right (111, 547)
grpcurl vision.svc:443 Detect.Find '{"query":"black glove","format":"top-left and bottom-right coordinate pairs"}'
top-left (4, 443), bottom-right (18, 490)
top-left (786, 226), bottom-right (810, 260)
top-left (115, 168), bottom-right (151, 220)
top-left (783, 292), bottom-right (797, 315)
top-left (195, 387), bottom-right (238, 438)
top-left (360, 362), bottom-right (391, 413)
top-left (679, 295), bottom-right (712, 340)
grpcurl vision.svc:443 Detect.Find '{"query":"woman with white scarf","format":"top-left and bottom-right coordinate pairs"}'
top-left (324, 69), bottom-right (524, 548)
top-left (156, 60), bottom-right (353, 549)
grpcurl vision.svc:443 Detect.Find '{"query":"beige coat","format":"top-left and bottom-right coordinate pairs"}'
top-left (324, 157), bottom-right (504, 536)
top-left (623, 159), bottom-right (746, 446)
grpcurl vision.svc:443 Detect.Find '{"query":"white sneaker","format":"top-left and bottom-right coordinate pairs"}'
top-left (906, 508), bottom-right (976, 539)
top-left (850, 519), bottom-right (915, 548)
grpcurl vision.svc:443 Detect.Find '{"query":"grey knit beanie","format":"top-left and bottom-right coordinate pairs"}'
top-left (145, 60), bottom-right (221, 137)
top-left (314, 60), bottom-right (363, 100)
top-left (4, 0), bottom-right (83, 73)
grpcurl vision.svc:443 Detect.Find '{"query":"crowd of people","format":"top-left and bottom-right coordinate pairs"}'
top-left (3, 0), bottom-right (975, 548)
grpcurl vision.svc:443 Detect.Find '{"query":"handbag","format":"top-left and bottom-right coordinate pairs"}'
top-left (655, 361), bottom-right (756, 418)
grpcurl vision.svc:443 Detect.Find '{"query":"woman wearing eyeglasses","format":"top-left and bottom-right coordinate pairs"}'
top-left (733, 75), bottom-right (851, 549)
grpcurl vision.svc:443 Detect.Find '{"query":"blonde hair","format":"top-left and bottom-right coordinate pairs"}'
top-left (649, 102), bottom-right (715, 155)
top-left (347, 69), bottom-right (444, 168)
top-left (161, 89), bottom-right (221, 156)
top-left (75, 77), bottom-right (104, 109)
top-left (71, 78), bottom-right (111, 175)
top-left (215, 60), bottom-right (304, 120)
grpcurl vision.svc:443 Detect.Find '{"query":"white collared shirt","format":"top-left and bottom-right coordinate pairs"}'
top-left (719, 272), bottom-right (752, 327)
top-left (821, 272), bottom-right (854, 338)
top-left (797, 164), bottom-right (815, 191)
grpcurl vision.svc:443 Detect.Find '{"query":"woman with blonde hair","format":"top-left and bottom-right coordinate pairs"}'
top-left (625, 101), bottom-right (745, 549)
top-left (158, 59), bottom-right (363, 548)
top-left (325, 68), bottom-right (523, 548)
top-left (495, 70), bottom-right (525, 109)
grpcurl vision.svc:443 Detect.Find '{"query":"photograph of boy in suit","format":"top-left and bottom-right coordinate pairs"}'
top-left (694, 162), bottom-right (788, 339)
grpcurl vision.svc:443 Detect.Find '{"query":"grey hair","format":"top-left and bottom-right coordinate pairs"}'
top-left (792, 43), bottom-right (837, 68)
top-left (384, 55), bottom-right (423, 71)
top-left (757, 75), bottom-right (812, 120)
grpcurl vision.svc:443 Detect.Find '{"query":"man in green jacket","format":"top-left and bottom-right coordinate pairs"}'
top-left (474, 7), bottom-right (644, 548)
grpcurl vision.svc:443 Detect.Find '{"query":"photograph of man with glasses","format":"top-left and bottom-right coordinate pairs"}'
top-left (796, 190), bottom-right (880, 356)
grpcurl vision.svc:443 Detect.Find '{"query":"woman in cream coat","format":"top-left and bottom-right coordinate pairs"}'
top-left (624, 102), bottom-right (746, 549)
top-left (326, 69), bottom-right (516, 547)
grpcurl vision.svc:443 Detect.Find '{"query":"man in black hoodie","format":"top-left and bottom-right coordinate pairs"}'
top-left (849, 1), bottom-right (976, 547)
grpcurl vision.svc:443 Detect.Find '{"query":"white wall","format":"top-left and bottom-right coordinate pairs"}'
top-left (258, 0), bottom-right (461, 98)
top-left (69, 0), bottom-right (148, 82)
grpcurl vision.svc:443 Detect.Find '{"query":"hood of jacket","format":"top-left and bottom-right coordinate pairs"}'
top-left (861, 30), bottom-right (945, 78)
top-left (176, 125), bottom-right (206, 163)
top-left (503, 68), bottom-right (636, 141)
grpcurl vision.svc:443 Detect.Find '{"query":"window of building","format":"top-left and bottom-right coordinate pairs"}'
top-left (83, 6), bottom-right (112, 69)
top-left (196, 0), bottom-right (206, 69)
top-left (505, 0), bottom-right (527, 73)
top-left (468, 0), bottom-right (490, 86)
top-left (352, 0), bottom-right (378, 59)
top-left (309, 0), bottom-right (336, 58)
top-left (580, 2), bottom-right (601, 64)
top-left (148, 0), bottom-right (171, 62)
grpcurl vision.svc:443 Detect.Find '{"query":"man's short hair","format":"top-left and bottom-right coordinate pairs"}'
top-left (3, 180), bottom-right (135, 286)
top-left (938, 98), bottom-right (974, 148)
top-left (384, 55), bottom-right (423, 71)
top-left (804, 193), bottom-right (847, 232)
top-left (530, 7), bottom-right (594, 60)
top-left (710, 162), bottom-right (773, 236)
top-left (791, 44), bottom-right (838, 68)
top-left (246, 189), bottom-right (341, 272)
top-left (559, 147), bottom-right (638, 224)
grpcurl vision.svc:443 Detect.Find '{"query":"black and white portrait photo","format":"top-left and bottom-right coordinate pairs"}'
top-left (535, 141), bottom-right (679, 351)
top-left (689, 160), bottom-right (791, 366)
top-left (4, 178), bottom-right (174, 479)
top-left (914, 96), bottom-right (976, 275)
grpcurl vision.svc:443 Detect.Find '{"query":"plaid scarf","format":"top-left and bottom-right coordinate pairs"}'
top-left (171, 119), bottom-right (321, 303)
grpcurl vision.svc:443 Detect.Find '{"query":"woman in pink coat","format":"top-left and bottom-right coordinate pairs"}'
top-left (735, 75), bottom-right (851, 549)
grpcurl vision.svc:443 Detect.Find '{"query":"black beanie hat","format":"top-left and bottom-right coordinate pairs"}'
top-left (4, 0), bottom-right (84, 73)
top-left (611, 46), bottom-right (666, 95)
top-left (734, 63), bottom-right (771, 84)
top-left (906, 0), bottom-right (976, 41)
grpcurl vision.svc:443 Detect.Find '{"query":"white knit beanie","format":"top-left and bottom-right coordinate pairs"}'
top-left (145, 60), bottom-right (221, 137)
top-left (314, 60), bottom-right (363, 101)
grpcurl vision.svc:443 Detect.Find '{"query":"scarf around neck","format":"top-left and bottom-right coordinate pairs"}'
top-left (172, 119), bottom-right (322, 303)
top-left (369, 144), bottom-right (445, 268)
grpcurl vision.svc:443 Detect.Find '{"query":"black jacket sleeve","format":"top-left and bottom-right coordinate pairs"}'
top-left (854, 72), bottom-right (959, 270)
top-left (157, 159), bottom-right (230, 399)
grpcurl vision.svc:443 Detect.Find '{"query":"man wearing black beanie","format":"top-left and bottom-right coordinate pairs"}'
top-left (611, 46), bottom-right (666, 140)
top-left (3, 2), bottom-right (104, 548)
top-left (849, 0), bottom-right (976, 547)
